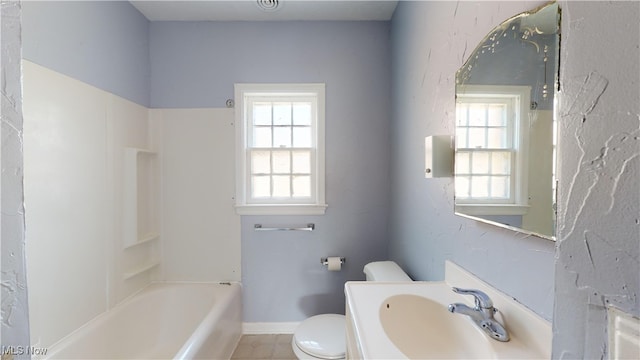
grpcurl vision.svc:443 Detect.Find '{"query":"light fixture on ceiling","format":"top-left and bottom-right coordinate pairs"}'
top-left (256, 0), bottom-right (280, 12)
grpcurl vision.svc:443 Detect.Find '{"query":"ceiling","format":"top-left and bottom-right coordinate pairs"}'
top-left (130, 0), bottom-right (398, 22)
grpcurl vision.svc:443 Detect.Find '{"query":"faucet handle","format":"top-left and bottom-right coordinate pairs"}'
top-left (451, 287), bottom-right (494, 309)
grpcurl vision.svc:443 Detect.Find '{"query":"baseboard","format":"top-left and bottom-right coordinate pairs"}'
top-left (243, 322), bottom-right (300, 334)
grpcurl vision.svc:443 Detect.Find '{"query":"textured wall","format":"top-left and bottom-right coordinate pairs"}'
top-left (553, 1), bottom-right (639, 358)
top-left (21, 1), bottom-right (150, 106)
top-left (1, 0), bottom-right (31, 357)
top-left (389, 0), bottom-right (556, 320)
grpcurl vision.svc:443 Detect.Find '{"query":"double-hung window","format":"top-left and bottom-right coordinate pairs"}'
top-left (454, 85), bottom-right (530, 215)
top-left (235, 84), bottom-right (327, 215)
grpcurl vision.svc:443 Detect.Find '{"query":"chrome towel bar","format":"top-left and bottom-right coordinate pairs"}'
top-left (254, 223), bottom-right (315, 231)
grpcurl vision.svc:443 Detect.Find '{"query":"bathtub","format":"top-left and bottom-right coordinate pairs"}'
top-left (42, 282), bottom-right (242, 360)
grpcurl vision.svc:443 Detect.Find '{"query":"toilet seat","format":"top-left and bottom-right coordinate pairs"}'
top-left (293, 314), bottom-right (346, 359)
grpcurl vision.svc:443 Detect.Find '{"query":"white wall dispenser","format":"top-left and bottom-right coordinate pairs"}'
top-left (424, 135), bottom-right (454, 178)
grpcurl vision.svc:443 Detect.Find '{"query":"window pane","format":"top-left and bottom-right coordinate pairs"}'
top-left (455, 152), bottom-right (470, 174)
top-left (455, 176), bottom-right (470, 198)
top-left (471, 152), bottom-right (490, 174)
top-left (470, 176), bottom-right (490, 197)
top-left (273, 103), bottom-right (292, 125)
top-left (251, 151), bottom-right (271, 174)
top-left (455, 94), bottom-right (520, 204)
top-left (456, 128), bottom-right (468, 148)
top-left (491, 176), bottom-right (510, 199)
top-left (487, 104), bottom-right (506, 126)
top-left (293, 103), bottom-right (312, 125)
top-left (252, 176), bottom-right (271, 198)
top-left (468, 104), bottom-right (487, 126)
top-left (468, 128), bottom-right (485, 148)
top-left (456, 104), bottom-right (468, 126)
top-left (292, 175), bottom-right (311, 197)
top-left (491, 152), bottom-right (511, 175)
top-left (487, 128), bottom-right (507, 148)
top-left (292, 151), bottom-right (311, 173)
top-left (253, 103), bottom-right (272, 126)
top-left (273, 127), bottom-right (291, 147)
top-left (272, 175), bottom-right (290, 197)
top-left (293, 127), bottom-right (311, 147)
top-left (253, 127), bottom-right (272, 147)
top-left (272, 151), bottom-right (290, 173)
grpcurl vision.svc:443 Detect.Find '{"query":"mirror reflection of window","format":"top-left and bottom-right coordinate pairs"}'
top-left (455, 85), bottom-right (530, 212)
top-left (456, 99), bottom-right (514, 202)
top-left (453, 2), bottom-right (559, 240)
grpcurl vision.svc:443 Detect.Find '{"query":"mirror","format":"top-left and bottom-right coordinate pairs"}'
top-left (454, 2), bottom-right (560, 240)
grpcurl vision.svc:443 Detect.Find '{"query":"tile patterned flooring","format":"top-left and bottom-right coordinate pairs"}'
top-left (231, 334), bottom-right (297, 360)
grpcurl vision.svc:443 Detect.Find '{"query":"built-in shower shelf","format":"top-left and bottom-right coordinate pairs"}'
top-left (122, 146), bottom-right (160, 282)
top-left (123, 147), bottom-right (159, 248)
top-left (123, 260), bottom-right (160, 280)
top-left (123, 232), bottom-right (159, 250)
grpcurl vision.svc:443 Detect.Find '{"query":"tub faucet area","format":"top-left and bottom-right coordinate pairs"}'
top-left (448, 287), bottom-right (510, 342)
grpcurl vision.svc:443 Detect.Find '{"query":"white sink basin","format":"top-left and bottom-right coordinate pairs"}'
top-left (344, 261), bottom-right (551, 359)
top-left (379, 294), bottom-right (494, 359)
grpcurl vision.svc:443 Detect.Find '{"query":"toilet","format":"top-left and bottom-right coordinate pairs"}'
top-left (291, 261), bottom-right (411, 359)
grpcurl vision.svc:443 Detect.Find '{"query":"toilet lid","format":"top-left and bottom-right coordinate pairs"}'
top-left (294, 314), bottom-right (346, 359)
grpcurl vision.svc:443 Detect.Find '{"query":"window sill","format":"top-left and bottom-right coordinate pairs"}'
top-left (455, 204), bottom-right (529, 216)
top-left (235, 204), bottom-right (328, 216)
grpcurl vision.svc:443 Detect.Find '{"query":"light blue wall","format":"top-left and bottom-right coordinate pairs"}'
top-left (16, 2), bottom-right (640, 356)
top-left (149, 21), bottom-right (392, 321)
top-left (149, 21), bottom-right (389, 108)
top-left (389, 1), bottom-right (556, 320)
top-left (22, 1), bottom-right (150, 107)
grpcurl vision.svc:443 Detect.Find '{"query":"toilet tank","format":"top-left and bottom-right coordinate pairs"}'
top-left (363, 261), bottom-right (412, 281)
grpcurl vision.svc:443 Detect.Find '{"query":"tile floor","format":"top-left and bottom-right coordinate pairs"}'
top-left (231, 334), bottom-right (297, 360)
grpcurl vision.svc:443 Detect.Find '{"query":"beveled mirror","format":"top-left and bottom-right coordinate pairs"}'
top-left (454, 2), bottom-right (560, 240)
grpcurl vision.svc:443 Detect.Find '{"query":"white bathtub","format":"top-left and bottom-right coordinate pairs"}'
top-left (43, 282), bottom-right (242, 360)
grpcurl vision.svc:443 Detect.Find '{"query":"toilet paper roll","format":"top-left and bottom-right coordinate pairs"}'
top-left (327, 257), bottom-right (342, 271)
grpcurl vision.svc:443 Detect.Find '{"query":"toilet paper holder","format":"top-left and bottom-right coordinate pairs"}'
top-left (321, 257), bottom-right (345, 266)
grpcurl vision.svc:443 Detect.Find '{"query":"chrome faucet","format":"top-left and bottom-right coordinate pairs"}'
top-left (448, 287), bottom-right (510, 342)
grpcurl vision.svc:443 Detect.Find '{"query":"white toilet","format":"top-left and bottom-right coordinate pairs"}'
top-left (291, 261), bottom-right (412, 359)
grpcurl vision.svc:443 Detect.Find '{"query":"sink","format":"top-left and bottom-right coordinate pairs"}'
top-left (379, 294), bottom-right (494, 359)
top-left (344, 261), bottom-right (552, 359)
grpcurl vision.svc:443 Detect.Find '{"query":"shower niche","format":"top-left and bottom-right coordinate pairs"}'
top-left (122, 147), bottom-right (160, 279)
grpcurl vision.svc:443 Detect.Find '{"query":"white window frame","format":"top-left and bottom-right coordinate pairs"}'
top-left (234, 83), bottom-right (327, 215)
top-left (454, 85), bottom-right (531, 216)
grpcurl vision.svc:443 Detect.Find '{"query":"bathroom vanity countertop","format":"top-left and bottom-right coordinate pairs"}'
top-left (344, 261), bottom-right (551, 359)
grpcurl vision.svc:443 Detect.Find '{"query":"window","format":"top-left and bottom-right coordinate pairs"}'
top-left (455, 85), bottom-right (530, 215)
top-left (235, 84), bottom-right (327, 215)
